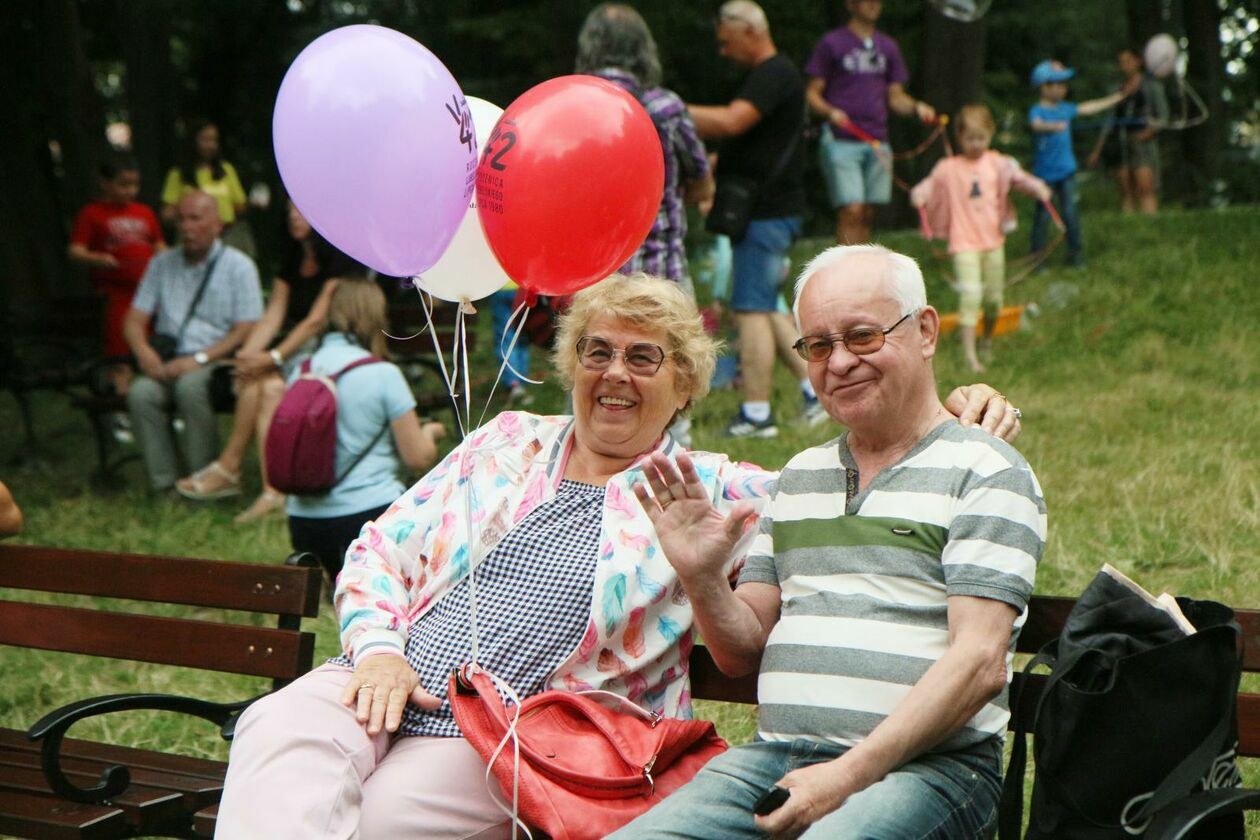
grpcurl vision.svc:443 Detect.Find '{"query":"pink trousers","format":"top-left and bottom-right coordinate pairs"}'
top-left (215, 664), bottom-right (512, 839)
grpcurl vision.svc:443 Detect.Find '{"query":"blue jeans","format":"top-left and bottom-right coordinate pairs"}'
top-left (609, 738), bottom-right (1002, 839)
top-left (489, 288), bottom-right (530, 388)
top-left (1031, 175), bottom-right (1082, 264)
top-left (731, 217), bottom-right (801, 313)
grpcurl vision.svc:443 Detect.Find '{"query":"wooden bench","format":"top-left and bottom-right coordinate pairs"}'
top-left (690, 595), bottom-right (1260, 815)
top-left (0, 545), bottom-right (322, 839)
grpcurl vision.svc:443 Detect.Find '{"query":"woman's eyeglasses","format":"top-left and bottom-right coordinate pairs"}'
top-left (792, 312), bottom-right (916, 362)
top-left (576, 336), bottom-right (668, 376)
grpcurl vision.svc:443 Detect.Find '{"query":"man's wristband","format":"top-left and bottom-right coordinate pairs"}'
top-left (269, 349), bottom-right (284, 368)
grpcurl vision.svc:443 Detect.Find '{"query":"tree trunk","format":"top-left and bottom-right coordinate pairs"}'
top-left (1180, 0), bottom-right (1226, 206)
top-left (40, 0), bottom-right (104, 233)
top-left (1124, 0), bottom-right (1165, 50)
top-left (0, 2), bottom-right (77, 310)
top-left (119, 0), bottom-right (180, 211)
top-left (890, 5), bottom-right (986, 228)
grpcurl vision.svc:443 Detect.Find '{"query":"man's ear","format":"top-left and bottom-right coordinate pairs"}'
top-left (918, 306), bottom-right (940, 360)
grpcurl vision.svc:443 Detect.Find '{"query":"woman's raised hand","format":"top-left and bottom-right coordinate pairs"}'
top-left (340, 654), bottom-right (441, 735)
top-left (633, 451), bottom-right (757, 585)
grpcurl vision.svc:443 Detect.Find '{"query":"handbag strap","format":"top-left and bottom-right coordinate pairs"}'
top-left (329, 356), bottom-right (388, 486)
top-left (763, 115), bottom-right (803, 187)
top-left (171, 249), bottom-right (223, 348)
top-left (998, 644), bottom-right (1058, 840)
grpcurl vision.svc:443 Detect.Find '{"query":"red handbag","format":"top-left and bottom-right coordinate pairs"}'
top-left (449, 665), bottom-right (727, 840)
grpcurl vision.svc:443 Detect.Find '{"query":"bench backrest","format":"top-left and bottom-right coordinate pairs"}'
top-left (0, 546), bottom-right (323, 689)
top-left (689, 594), bottom-right (1260, 758)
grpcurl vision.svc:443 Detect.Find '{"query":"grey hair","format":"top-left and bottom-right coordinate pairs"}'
top-left (792, 244), bottom-right (927, 328)
top-left (718, 0), bottom-right (769, 34)
top-left (575, 3), bottom-right (662, 89)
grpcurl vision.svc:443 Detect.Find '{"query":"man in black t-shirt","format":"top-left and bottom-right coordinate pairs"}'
top-left (689, 0), bottom-right (823, 439)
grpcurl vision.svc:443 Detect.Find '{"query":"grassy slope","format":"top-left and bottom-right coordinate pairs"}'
top-left (1, 205), bottom-right (1257, 828)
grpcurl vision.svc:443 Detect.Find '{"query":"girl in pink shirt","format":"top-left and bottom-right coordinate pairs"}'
top-left (912, 104), bottom-right (1050, 371)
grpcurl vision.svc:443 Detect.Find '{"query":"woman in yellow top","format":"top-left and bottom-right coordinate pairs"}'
top-left (160, 120), bottom-right (246, 228)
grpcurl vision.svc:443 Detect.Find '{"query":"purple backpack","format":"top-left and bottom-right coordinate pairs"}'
top-left (264, 356), bottom-right (384, 495)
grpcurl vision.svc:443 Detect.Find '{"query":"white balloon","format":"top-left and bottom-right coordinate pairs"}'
top-left (1144, 33), bottom-right (1179, 79)
top-left (416, 97), bottom-right (512, 302)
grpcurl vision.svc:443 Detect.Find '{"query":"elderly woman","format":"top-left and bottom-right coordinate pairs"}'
top-left (215, 274), bottom-right (1016, 838)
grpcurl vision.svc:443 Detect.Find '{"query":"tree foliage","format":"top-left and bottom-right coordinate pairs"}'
top-left (2, 0), bottom-right (1256, 308)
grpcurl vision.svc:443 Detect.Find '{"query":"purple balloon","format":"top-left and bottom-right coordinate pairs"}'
top-left (274, 25), bottom-right (476, 277)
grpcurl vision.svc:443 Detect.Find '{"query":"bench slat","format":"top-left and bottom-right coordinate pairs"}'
top-left (0, 545), bottom-right (321, 617)
top-left (0, 600), bottom-right (315, 679)
top-left (0, 726), bottom-right (228, 782)
top-left (0, 762), bottom-right (187, 830)
top-left (0, 735), bottom-right (225, 814)
top-left (193, 804), bottom-right (218, 838)
top-left (0, 788), bottom-right (128, 840)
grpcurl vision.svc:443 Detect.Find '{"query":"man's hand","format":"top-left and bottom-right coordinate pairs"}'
top-left (163, 356), bottom-right (201, 379)
top-left (633, 451), bottom-right (756, 585)
top-left (914, 100), bottom-right (937, 123)
top-left (340, 654), bottom-right (441, 735)
top-left (136, 347), bottom-right (168, 381)
top-left (828, 107), bottom-right (850, 128)
top-left (94, 253), bottom-right (121, 270)
top-left (755, 759), bottom-right (866, 839)
top-left (944, 384), bottom-right (1021, 442)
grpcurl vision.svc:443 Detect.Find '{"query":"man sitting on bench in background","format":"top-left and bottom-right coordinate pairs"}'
top-left (616, 244), bottom-right (1045, 838)
top-left (123, 190), bottom-right (262, 492)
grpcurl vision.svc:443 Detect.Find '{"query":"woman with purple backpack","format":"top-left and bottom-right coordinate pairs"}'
top-left (283, 280), bottom-right (445, 586)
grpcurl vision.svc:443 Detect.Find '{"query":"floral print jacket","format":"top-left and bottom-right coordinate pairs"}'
top-left (336, 411), bottom-right (774, 718)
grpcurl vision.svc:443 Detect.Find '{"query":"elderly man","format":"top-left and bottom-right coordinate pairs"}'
top-left (123, 190), bottom-right (262, 491)
top-left (806, 0), bottom-right (936, 245)
top-left (689, 0), bottom-right (822, 438)
top-left (616, 244), bottom-right (1044, 838)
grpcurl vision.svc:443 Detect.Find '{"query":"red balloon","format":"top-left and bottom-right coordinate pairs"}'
top-left (475, 75), bottom-right (665, 296)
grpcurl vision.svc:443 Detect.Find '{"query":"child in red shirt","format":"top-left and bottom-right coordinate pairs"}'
top-left (69, 155), bottom-right (165, 397)
top-left (911, 104), bottom-right (1050, 372)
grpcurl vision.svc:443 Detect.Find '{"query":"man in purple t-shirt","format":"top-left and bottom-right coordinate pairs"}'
top-left (805, 0), bottom-right (935, 244)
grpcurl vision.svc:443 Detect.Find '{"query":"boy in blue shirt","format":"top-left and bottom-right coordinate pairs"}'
top-left (1028, 60), bottom-right (1131, 267)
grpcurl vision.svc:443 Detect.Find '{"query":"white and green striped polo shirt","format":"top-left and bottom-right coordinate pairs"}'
top-left (738, 420), bottom-right (1046, 754)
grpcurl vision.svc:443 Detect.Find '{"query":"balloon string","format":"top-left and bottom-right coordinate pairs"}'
top-left (413, 278), bottom-right (467, 441)
top-left (476, 301), bottom-right (541, 431)
top-left (384, 275), bottom-right (432, 341)
top-left (458, 303), bottom-right (473, 433)
top-left (460, 664), bottom-right (530, 839)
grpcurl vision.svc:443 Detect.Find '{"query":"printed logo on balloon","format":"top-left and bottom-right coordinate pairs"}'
top-left (273, 25), bottom-right (477, 278)
top-left (475, 75), bottom-right (665, 298)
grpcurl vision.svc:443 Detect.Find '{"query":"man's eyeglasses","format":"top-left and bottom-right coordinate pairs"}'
top-left (792, 311), bottom-right (917, 362)
top-left (576, 336), bottom-right (668, 376)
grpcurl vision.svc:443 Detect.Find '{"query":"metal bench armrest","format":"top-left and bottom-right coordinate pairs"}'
top-left (26, 691), bottom-right (264, 804)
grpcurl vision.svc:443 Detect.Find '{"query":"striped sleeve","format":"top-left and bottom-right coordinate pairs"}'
top-left (941, 458), bottom-right (1046, 612)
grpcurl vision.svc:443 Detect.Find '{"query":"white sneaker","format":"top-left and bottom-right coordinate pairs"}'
top-left (110, 413), bottom-right (134, 444)
top-left (725, 410), bottom-right (778, 438)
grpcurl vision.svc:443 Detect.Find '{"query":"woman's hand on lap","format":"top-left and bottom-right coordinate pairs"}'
top-left (341, 654), bottom-right (441, 735)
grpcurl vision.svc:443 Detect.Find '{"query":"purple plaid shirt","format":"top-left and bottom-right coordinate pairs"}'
top-left (594, 69), bottom-right (710, 284)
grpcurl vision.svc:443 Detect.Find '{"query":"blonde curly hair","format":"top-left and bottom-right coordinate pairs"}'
top-left (552, 273), bottom-right (719, 414)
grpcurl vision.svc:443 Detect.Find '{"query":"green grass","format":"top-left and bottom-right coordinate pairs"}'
top-left (2, 205), bottom-right (1258, 833)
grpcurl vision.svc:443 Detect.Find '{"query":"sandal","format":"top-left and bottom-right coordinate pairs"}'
top-left (233, 490), bottom-right (287, 524)
top-left (175, 461), bottom-right (242, 500)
